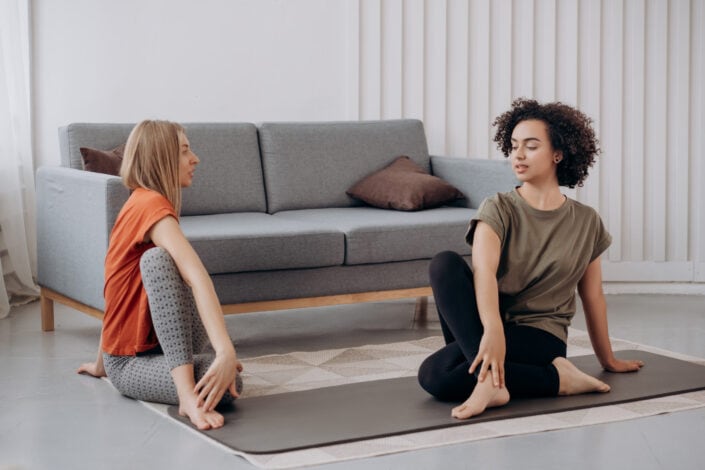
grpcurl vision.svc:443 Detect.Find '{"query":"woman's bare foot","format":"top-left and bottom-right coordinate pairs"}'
top-left (179, 395), bottom-right (225, 430)
top-left (451, 379), bottom-right (510, 420)
top-left (553, 357), bottom-right (611, 395)
top-left (171, 363), bottom-right (226, 430)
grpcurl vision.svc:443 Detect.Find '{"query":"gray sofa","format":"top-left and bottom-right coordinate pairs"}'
top-left (36, 119), bottom-right (516, 331)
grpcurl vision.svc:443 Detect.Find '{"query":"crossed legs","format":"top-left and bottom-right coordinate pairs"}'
top-left (103, 247), bottom-right (242, 429)
top-left (417, 251), bottom-right (608, 418)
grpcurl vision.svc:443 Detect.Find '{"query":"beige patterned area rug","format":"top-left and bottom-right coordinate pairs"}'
top-left (142, 329), bottom-right (705, 468)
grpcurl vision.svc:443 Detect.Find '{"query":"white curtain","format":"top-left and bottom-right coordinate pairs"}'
top-left (0, 0), bottom-right (39, 319)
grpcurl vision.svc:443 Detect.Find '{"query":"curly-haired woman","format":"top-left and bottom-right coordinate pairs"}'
top-left (418, 98), bottom-right (644, 419)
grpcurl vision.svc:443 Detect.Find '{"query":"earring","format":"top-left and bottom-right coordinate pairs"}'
top-left (554, 157), bottom-right (561, 163)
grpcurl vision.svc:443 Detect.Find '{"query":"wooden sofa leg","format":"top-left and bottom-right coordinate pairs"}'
top-left (414, 296), bottom-right (428, 325)
top-left (40, 289), bottom-right (55, 332)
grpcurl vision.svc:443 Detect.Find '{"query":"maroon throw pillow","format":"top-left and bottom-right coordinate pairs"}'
top-left (80, 144), bottom-right (126, 176)
top-left (346, 156), bottom-right (464, 211)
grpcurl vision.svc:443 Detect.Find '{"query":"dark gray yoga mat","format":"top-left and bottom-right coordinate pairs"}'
top-left (167, 350), bottom-right (705, 454)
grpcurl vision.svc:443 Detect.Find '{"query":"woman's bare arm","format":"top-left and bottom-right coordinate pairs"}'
top-left (77, 334), bottom-right (106, 378)
top-left (470, 221), bottom-right (506, 387)
top-left (578, 257), bottom-right (643, 372)
top-left (149, 216), bottom-right (240, 410)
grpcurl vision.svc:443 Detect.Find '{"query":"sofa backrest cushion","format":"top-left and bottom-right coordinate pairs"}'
top-left (258, 120), bottom-right (430, 213)
top-left (59, 122), bottom-right (266, 215)
top-left (180, 123), bottom-right (265, 215)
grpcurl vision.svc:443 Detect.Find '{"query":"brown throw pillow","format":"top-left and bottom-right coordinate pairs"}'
top-left (346, 156), bottom-right (464, 211)
top-left (80, 144), bottom-right (126, 176)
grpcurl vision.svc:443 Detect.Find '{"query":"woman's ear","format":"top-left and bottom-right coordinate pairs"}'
top-left (553, 151), bottom-right (563, 164)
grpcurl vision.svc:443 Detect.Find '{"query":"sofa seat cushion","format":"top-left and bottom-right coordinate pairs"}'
top-left (274, 207), bottom-right (474, 265)
top-left (180, 213), bottom-right (344, 274)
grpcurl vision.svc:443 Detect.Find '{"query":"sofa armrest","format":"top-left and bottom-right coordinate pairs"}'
top-left (36, 166), bottom-right (129, 311)
top-left (430, 156), bottom-right (517, 209)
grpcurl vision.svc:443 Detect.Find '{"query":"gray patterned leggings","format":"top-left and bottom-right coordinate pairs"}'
top-left (103, 247), bottom-right (242, 405)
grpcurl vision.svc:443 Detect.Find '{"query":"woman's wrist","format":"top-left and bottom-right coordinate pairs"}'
top-left (482, 319), bottom-right (504, 334)
top-left (213, 340), bottom-right (236, 358)
top-left (598, 353), bottom-right (618, 370)
top-left (215, 349), bottom-right (236, 360)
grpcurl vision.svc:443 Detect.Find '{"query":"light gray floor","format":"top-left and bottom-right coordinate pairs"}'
top-left (1, 294), bottom-right (704, 470)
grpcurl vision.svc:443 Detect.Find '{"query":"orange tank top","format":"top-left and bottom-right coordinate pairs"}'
top-left (101, 188), bottom-right (177, 356)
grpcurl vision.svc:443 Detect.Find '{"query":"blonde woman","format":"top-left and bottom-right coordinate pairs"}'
top-left (78, 120), bottom-right (242, 430)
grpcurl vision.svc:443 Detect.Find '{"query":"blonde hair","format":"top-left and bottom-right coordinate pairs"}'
top-left (121, 120), bottom-right (185, 214)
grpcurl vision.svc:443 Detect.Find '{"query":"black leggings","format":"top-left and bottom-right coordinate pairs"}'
top-left (418, 251), bottom-right (565, 402)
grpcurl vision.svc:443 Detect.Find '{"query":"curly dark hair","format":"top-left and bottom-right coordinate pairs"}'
top-left (492, 98), bottom-right (600, 188)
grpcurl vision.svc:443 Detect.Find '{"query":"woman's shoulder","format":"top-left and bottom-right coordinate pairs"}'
top-left (123, 188), bottom-right (176, 215)
top-left (128, 187), bottom-right (171, 205)
top-left (130, 187), bottom-right (163, 200)
top-left (567, 197), bottom-right (602, 220)
top-left (483, 189), bottom-right (527, 217)
top-left (481, 189), bottom-right (518, 209)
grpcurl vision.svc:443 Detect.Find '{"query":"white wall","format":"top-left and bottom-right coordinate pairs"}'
top-left (32, 0), bottom-right (705, 289)
top-left (346, 0), bottom-right (705, 287)
top-left (32, 0), bottom-right (352, 168)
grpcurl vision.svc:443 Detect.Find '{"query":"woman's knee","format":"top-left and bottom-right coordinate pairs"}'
top-left (140, 247), bottom-right (178, 278)
top-left (429, 251), bottom-right (467, 284)
top-left (140, 247), bottom-right (188, 300)
top-left (417, 356), bottom-right (437, 395)
top-left (230, 374), bottom-right (244, 398)
top-left (418, 347), bottom-right (479, 402)
top-left (418, 356), bottom-right (456, 402)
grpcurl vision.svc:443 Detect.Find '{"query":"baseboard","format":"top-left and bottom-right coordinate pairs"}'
top-left (602, 282), bottom-right (705, 295)
top-left (333, 281), bottom-right (705, 297)
top-left (696, 262), bottom-right (705, 282)
top-left (601, 261), bottom-right (695, 282)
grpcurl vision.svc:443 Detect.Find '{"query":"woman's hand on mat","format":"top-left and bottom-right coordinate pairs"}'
top-left (469, 327), bottom-right (506, 388)
top-left (195, 351), bottom-right (240, 411)
top-left (77, 360), bottom-right (106, 378)
top-left (603, 357), bottom-right (645, 373)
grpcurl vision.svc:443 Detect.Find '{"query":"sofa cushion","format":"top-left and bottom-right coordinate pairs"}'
top-left (180, 123), bottom-right (266, 215)
top-left (430, 156), bottom-right (518, 209)
top-left (180, 213), bottom-right (344, 274)
top-left (60, 123), bottom-right (134, 169)
top-left (347, 156), bottom-right (464, 211)
top-left (59, 123), bottom-right (266, 215)
top-left (80, 144), bottom-right (125, 175)
top-left (259, 120), bottom-right (430, 213)
top-left (274, 207), bottom-right (474, 265)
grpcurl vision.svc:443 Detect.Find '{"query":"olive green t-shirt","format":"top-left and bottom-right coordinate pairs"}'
top-left (465, 189), bottom-right (611, 342)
